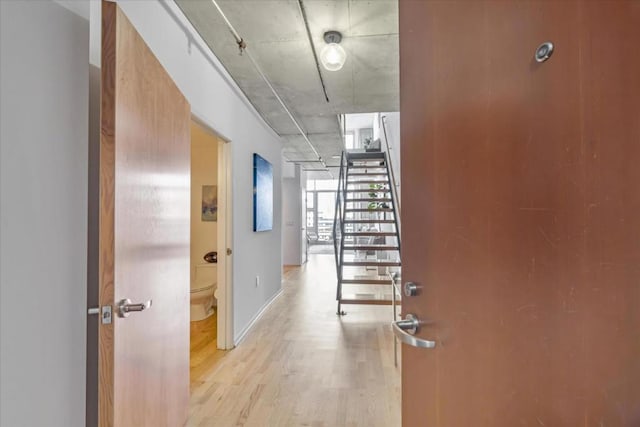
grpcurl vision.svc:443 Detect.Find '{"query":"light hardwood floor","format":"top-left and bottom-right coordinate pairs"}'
top-left (188, 254), bottom-right (401, 427)
top-left (190, 313), bottom-right (227, 388)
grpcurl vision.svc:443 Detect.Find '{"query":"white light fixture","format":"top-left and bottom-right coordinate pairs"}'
top-left (320, 31), bottom-right (346, 72)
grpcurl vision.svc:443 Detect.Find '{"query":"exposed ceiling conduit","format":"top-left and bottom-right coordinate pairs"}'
top-left (210, 0), bottom-right (325, 166)
top-left (296, 0), bottom-right (330, 103)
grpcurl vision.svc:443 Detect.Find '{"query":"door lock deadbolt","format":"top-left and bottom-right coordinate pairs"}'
top-left (404, 282), bottom-right (419, 297)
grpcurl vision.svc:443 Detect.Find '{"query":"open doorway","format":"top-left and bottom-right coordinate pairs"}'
top-left (189, 119), bottom-right (233, 385)
top-left (305, 180), bottom-right (338, 255)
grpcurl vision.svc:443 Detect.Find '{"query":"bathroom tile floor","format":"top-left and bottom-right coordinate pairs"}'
top-left (188, 254), bottom-right (400, 427)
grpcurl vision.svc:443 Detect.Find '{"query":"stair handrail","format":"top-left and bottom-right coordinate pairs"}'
top-left (332, 151), bottom-right (347, 302)
top-left (380, 115), bottom-right (401, 232)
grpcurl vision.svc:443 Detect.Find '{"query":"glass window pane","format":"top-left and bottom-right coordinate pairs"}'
top-left (315, 180), bottom-right (338, 191)
top-left (306, 211), bottom-right (314, 228)
top-left (345, 133), bottom-right (355, 150)
top-left (306, 179), bottom-right (315, 190)
top-left (306, 192), bottom-right (314, 209)
top-left (316, 192), bottom-right (336, 242)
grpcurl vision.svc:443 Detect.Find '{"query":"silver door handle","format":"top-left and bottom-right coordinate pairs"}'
top-left (117, 298), bottom-right (152, 318)
top-left (392, 313), bottom-right (436, 349)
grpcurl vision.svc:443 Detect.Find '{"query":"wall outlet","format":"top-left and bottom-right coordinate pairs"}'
top-left (255, 275), bottom-right (260, 287)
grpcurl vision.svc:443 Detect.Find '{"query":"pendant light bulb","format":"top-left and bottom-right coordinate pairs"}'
top-left (320, 31), bottom-right (346, 72)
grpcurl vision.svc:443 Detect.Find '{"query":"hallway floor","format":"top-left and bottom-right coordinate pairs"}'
top-left (188, 254), bottom-right (401, 427)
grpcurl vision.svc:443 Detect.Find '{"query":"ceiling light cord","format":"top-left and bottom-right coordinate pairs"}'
top-left (210, 0), bottom-right (325, 167)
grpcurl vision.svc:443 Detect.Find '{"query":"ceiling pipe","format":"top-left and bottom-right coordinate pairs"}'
top-left (210, 0), bottom-right (325, 166)
top-left (210, 0), bottom-right (242, 45)
top-left (296, 0), bottom-right (330, 103)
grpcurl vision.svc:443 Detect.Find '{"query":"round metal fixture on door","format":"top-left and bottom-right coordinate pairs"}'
top-left (535, 42), bottom-right (554, 63)
top-left (404, 281), bottom-right (419, 297)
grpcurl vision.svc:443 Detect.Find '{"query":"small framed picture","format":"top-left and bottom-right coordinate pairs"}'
top-left (202, 185), bottom-right (217, 221)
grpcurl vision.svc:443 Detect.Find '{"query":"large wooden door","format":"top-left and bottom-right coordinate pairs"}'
top-left (400, 1), bottom-right (640, 425)
top-left (99, 2), bottom-right (190, 425)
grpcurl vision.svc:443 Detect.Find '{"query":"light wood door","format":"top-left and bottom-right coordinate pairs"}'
top-left (399, 1), bottom-right (640, 425)
top-left (99, 2), bottom-right (191, 425)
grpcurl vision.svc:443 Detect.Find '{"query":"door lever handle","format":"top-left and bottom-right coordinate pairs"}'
top-left (392, 314), bottom-right (436, 349)
top-left (117, 298), bottom-right (152, 318)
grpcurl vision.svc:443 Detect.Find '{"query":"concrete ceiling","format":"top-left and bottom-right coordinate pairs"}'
top-left (176, 0), bottom-right (399, 178)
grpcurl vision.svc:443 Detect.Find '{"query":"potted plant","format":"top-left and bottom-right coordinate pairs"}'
top-left (367, 183), bottom-right (389, 210)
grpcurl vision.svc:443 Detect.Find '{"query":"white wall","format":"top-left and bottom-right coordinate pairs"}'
top-left (0, 1), bottom-right (89, 426)
top-left (282, 163), bottom-right (303, 265)
top-left (89, 0), bottom-right (283, 343)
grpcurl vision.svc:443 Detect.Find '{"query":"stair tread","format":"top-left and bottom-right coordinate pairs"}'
top-left (341, 278), bottom-right (392, 285)
top-left (343, 261), bottom-right (401, 266)
top-left (347, 173), bottom-right (388, 177)
top-left (344, 231), bottom-right (396, 236)
top-left (347, 174), bottom-right (389, 182)
top-left (342, 253), bottom-right (398, 260)
top-left (339, 295), bottom-right (395, 306)
top-left (345, 198), bottom-right (392, 202)
top-left (346, 189), bottom-right (390, 193)
top-left (347, 152), bottom-right (385, 160)
top-left (345, 208), bottom-right (394, 213)
top-left (348, 166), bottom-right (386, 170)
top-left (343, 245), bottom-right (399, 251)
top-left (344, 219), bottom-right (395, 223)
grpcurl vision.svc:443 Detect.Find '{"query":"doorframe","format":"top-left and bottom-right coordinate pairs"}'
top-left (301, 189), bottom-right (308, 265)
top-left (191, 114), bottom-right (234, 351)
top-left (217, 134), bottom-right (233, 350)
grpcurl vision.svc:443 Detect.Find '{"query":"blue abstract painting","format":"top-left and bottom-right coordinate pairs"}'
top-left (253, 153), bottom-right (273, 232)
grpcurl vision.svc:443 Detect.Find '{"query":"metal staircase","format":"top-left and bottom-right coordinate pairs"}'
top-left (333, 150), bottom-right (401, 315)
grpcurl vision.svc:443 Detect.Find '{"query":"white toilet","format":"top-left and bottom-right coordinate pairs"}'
top-left (190, 263), bottom-right (217, 321)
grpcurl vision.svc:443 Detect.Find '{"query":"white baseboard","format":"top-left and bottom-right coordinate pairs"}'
top-left (233, 287), bottom-right (284, 346)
